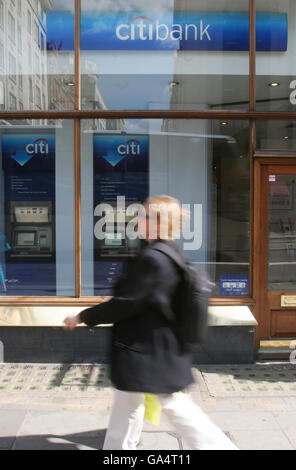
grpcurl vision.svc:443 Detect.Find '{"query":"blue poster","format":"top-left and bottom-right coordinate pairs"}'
top-left (93, 134), bottom-right (149, 202)
top-left (2, 134), bottom-right (55, 201)
top-left (47, 11), bottom-right (288, 52)
top-left (220, 275), bottom-right (249, 296)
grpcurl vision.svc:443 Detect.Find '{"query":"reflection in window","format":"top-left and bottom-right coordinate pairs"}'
top-left (0, 120), bottom-right (75, 299)
top-left (8, 53), bottom-right (16, 82)
top-left (36, 86), bottom-right (41, 108)
top-left (257, 121), bottom-right (296, 151)
top-left (17, 24), bottom-right (22, 50)
top-left (0, 1), bottom-right (75, 111)
top-left (0, 1), bottom-right (3, 29)
top-left (29, 77), bottom-right (33, 102)
top-left (9, 92), bottom-right (16, 110)
top-left (34, 21), bottom-right (39, 45)
top-left (18, 65), bottom-right (23, 89)
top-left (27, 9), bottom-right (31, 35)
top-left (269, 175), bottom-right (296, 291)
top-left (256, 0), bottom-right (296, 112)
top-left (34, 54), bottom-right (40, 76)
top-left (28, 44), bottom-right (32, 69)
top-left (80, 0), bottom-right (249, 111)
top-left (8, 12), bottom-right (15, 42)
top-left (0, 81), bottom-right (4, 109)
top-left (81, 119), bottom-right (250, 297)
top-left (0, 42), bottom-right (4, 70)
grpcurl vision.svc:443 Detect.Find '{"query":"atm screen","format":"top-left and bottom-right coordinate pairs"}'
top-left (104, 233), bottom-right (123, 246)
top-left (17, 232), bottom-right (36, 246)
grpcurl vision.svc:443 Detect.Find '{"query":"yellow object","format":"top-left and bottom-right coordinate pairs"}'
top-left (144, 394), bottom-right (162, 426)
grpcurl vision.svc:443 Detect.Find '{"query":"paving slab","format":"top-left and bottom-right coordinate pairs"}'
top-left (207, 411), bottom-right (279, 431)
top-left (231, 429), bottom-right (294, 451)
top-left (16, 410), bottom-right (110, 437)
top-left (272, 411), bottom-right (296, 448)
top-left (140, 431), bottom-right (182, 450)
top-left (0, 410), bottom-right (27, 449)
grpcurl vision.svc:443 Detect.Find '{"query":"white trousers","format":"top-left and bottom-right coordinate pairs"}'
top-left (103, 390), bottom-right (238, 450)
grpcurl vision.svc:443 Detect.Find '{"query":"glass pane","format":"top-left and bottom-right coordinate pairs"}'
top-left (81, 119), bottom-right (250, 297)
top-left (81, 0), bottom-right (249, 111)
top-left (256, 0), bottom-right (295, 112)
top-left (269, 174), bottom-right (296, 291)
top-left (0, 0), bottom-right (74, 111)
top-left (256, 121), bottom-right (296, 150)
top-left (0, 119), bottom-right (75, 296)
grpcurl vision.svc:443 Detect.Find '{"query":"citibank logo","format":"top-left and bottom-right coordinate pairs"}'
top-left (115, 16), bottom-right (211, 42)
top-left (118, 139), bottom-right (141, 156)
top-left (26, 138), bottom-right (49, 155)
top-left (10, 138), bottom-right (49, 167)
top-left (102, 139), bottom-right (142, 167)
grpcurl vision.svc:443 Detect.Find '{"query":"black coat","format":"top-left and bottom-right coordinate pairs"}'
top-left (79, 239), bottom-right (194, 394)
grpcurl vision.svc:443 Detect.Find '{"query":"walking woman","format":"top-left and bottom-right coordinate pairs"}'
top-left (63, 195), bottom-right (238, 450)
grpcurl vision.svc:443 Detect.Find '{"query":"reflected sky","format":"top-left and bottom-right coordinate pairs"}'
top-left (93, 75), bottom-right (172, 110)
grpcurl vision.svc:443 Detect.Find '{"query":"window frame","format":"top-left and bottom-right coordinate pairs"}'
top-left (0, 0), bottom-right (294, 307)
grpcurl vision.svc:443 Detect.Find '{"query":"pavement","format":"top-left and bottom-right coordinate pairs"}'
top-left (1, 361), bottom-right (296, 450)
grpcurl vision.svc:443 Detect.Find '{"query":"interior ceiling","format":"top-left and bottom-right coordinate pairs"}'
top-left (169, 74), bottom-right (294, 110)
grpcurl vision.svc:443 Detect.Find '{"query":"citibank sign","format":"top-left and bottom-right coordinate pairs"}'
top-left (47, 11), bottom-right (288, 52)
top-left (116, 16), bottom-right (211, 42)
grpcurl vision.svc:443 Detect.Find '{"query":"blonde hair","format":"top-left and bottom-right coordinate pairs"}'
top-left (144, 195), bottom-right (190, 240)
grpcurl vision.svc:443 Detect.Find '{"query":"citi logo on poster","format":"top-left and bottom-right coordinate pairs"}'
top-left (117, 139), bottom-right (141, 156)
top-left (115, 16), bottom-right (211, 42)
top-left (25, 138), bottom-right (49, 155)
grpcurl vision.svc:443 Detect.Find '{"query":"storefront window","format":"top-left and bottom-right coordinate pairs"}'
top-left (80, 0), bottom-right (249, 111)
top-left (257, 121), bottom-right (296, 150)
top-left (0, 120), bottom-right (75, 296)
top-left (256, 0), bottom-right (296, 112)
top-left (81, 119), bottom-right (250, 297)
top-left (0, 0), bottom-right (75, 112)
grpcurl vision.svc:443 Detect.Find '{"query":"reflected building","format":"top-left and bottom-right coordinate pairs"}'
top-left (0, 0), bottom-right (117, 131)
top-left (0, 0), bottom-right (52, 118)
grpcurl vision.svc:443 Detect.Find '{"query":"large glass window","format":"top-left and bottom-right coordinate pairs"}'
top-left (81, 119), bottom-right (250, 297)
top-left (257, 121), bottom-right (296, 150)
top-left (0, 120), bottom-right (75, 296)
top-left (0, 0), bottom-right (75, 112)
top-left (256, 0), bottom-right (296, 112)
top-left (80, 0), bottom-right (249, 111)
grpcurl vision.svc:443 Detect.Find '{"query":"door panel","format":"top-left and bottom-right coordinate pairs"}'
top-left (268, 174), bottom-right (296, 292)
top-left (254, 159), bottom-right (296, 344)
top-left (271, 310), bottom-right (296, 337)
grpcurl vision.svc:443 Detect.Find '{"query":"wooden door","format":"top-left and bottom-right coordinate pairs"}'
top-left (254, 159), bottom-right (296, 343)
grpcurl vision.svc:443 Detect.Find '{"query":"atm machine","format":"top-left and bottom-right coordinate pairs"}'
top-left (6, 201), bottom-right (55, 259)
top-left (94, 201), bottom-right (141, 261)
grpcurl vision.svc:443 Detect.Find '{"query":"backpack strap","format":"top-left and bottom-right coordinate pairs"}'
top-left (149, 241), bottom-right (186, 271)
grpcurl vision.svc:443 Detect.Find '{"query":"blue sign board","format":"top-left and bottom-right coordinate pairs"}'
top-left (93, 134), bottom-right (149, 202)
top-left (2, 135), bottom-right (55, 172)
top-left (220, 275), bottom-right (249, 296)
top-left (2, 134), bottom-right (55, 201)
top-left (47, 11), bottom-right (288, 52)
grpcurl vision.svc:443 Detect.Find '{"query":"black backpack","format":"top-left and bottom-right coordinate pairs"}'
top-left (151, 241), bottom-right (214, 351)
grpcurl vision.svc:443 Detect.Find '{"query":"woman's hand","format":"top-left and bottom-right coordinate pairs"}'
top-left (63, 314), bottom-right (81, 331)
